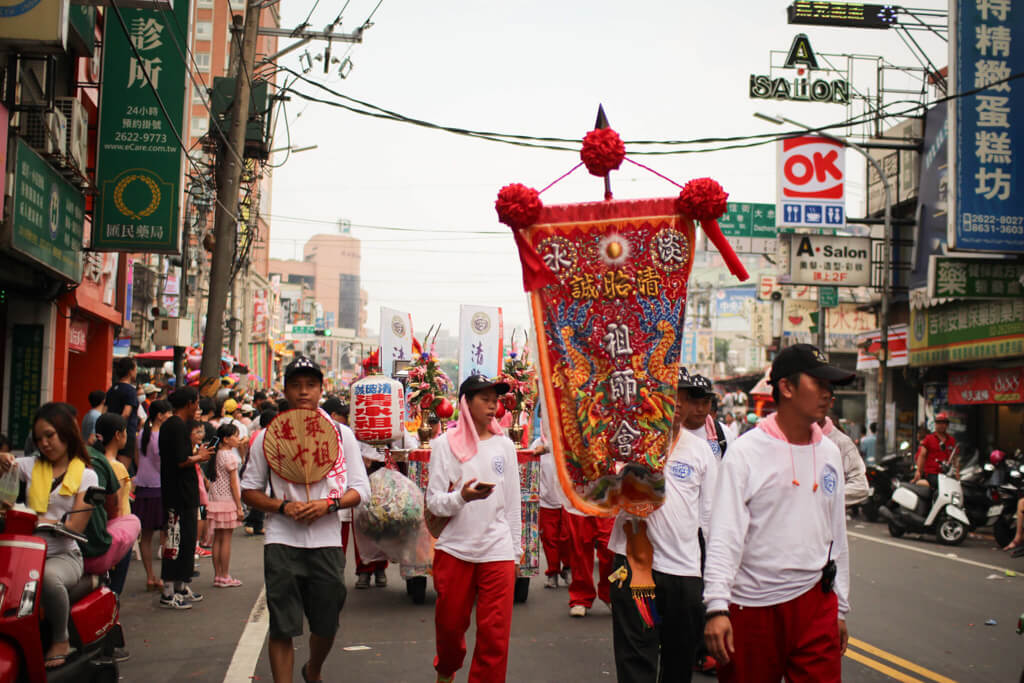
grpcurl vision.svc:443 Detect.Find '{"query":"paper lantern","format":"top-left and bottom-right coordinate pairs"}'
top-left (350, 375), bottom-right (405, 443)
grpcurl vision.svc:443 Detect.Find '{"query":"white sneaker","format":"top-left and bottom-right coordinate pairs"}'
top-left (179, 585), bottom-right (204, 603)
top-left (159, 593), bottom-right (192, 610)
top-left (569, 605), bottom-right (587, 617)
top-left (545, 575), bottom-right (558, 589)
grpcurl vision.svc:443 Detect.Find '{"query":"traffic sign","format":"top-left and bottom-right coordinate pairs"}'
top-left (777, 136), bottom-right (846, 230)
top-left (819, 286), bottom-right (839, 308)
top-left (718, 202), bottom-right (777, 254)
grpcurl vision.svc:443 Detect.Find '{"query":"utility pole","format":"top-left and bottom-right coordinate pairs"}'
top-left (200, 2), bottom-right (261, 394)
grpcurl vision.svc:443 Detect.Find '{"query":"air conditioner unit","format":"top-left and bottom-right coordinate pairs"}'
top-left (19, 108), bottom-right (67, 157)
top-left (153, 318), bottom-right (194, 348)
top-left (56, 97), bottom-right (89, 173)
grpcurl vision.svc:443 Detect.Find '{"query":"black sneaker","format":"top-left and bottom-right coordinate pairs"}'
top-left (374, 569), bottom-right (387, 588)
top-left (159, 593), bottom-right (192, 610)
top-left (355, 573), bottom-right (370, 589)
top-left (180, 585), bottom-right (204, 603)
top-left (113, 647), bottom-right (131, 663)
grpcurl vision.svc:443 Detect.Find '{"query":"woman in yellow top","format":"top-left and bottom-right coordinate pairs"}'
top-left (95, 414), bottom-right (132, 517)
top-left (0, 403), bottom-right (98, 668)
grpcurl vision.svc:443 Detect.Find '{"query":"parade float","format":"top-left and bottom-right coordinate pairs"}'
top-left (496, 110), bottom-right (749, 626)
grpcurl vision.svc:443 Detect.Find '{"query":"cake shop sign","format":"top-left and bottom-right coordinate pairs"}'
top-left (749, 34), bottom-right (851, 105)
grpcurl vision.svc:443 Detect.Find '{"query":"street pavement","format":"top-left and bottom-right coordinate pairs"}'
top-left (118, 517), bottom-right (1024, 682)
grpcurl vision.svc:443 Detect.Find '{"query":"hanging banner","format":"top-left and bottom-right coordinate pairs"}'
top-left (379, 306), bottom-right (413, 375)
top-left (8, 325), bottom-right (44, 449)
top-left (93, 4), bottom-right (189, 253)
top-left (856, 324), bottom-right (909, 370)
top-left (523, 198), bottom-right (698, 517)
top-left (948, 0), bottom-right (1024, 253)
top-left (458, 304), bottom-right (504, 386)
top-left (948, 367), bottom-right (1024, 405)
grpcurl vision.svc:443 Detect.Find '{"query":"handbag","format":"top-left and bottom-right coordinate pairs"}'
top-left (424, 482), bottom-right (455, 538)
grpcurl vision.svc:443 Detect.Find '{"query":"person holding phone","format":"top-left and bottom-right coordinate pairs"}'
top-left (427, 375), bottom-right (522, 683)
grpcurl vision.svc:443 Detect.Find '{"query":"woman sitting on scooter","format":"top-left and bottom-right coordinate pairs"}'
top-left (0, 402), bottom-right (98, 669)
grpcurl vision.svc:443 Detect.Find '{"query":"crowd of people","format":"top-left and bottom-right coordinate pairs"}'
top-left (0, 344), bottom-right (982, 683)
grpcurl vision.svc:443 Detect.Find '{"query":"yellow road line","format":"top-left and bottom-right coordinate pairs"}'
top-left (845, 648), bottom-right (924, 683)
top-left (848, 637), bottom-right (958, 683)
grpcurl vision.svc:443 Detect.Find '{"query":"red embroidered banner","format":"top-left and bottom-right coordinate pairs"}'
top-left (525, 198), bottom-right (695, 517)
top-left (948, 366), bottom-right (1024, 405)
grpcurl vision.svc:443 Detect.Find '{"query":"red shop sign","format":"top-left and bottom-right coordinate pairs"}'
top-left (948, 367), bottom-right (1024, 405)
top-left (69, 320), bottom-right (89, 353)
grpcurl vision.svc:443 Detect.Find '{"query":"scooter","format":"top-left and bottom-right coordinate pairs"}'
top-left (879, 462), bottom-right (970, 545)
top-left (0, 484), bottom-right (123, 682)
top-left (861, 446), bottom-right (914, 523)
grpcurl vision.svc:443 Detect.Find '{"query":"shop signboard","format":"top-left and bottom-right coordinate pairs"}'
top-left (714, 287), bottom-right (756, 333)
top-left (929, 256), bottom-right (1024, 299)
top-left (8, 325), bottom-right (44, 448)
top-left (910, 105), bottom-right (949, 290)
top-left (948, 366), bottom-right (1024, 405)
top-left (948, 0), bottom-right (1024, 253)
top-left (0, 0), bottom-right (69, 49)
top-left (69, 319), bottom-right (89, 353)
top-left (749, 34), bottom-right (851, 105)
top-left (783, 301), bottom-right (875, 351)
top-left (777, 136), bottom-right (847, 229)
top-left (785, 234), bottom-right (871, 286)
top-left (787, 2), bottom-right (899, 29)
top-left (458, 304), bottom-right (503, 386)
top-left (5, 138), bottom-right (84, 281)
top-left (856, 324), bottom-right (909, 370)
top-left (909, 299), bottom-right (1024, 366)
top-left (718, 202), bottom-right (777, 254)
top-left (93, 5), bottom-right (189, 253)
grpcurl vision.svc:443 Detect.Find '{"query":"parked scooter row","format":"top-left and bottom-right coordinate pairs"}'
top-left (0, 469), bottom-right (123, 683)
top-left (879, 447), bottom-right (1024, 547)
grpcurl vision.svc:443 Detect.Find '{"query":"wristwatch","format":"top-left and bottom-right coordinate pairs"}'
top-left (278, 500), bottom-right (289, 514)
top-left (327, 497), bottom-right (342, 513)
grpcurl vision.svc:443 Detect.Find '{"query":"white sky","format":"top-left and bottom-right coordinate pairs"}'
top-left (269, 0), bottom-right (949, 338)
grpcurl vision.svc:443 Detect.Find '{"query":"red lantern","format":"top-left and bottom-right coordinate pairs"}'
top-left (435, 397), bottom-right (455, 419)
top-left (495, 401), bottom-right (506, 419)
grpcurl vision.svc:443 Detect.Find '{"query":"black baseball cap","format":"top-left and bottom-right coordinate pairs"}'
top-left (770, 344), bottom-right (855, 387)
top-left (284, 355), bottom-right (323, 384)
top-left (321, 396), bottom-right (346, 416)
top-left (458, 375), bottom-right (511, 400)
top-left (677, 367), bottom-right (713, 398)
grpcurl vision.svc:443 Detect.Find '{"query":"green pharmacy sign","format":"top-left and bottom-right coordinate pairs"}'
top-left (93, 5), bottom-right (190, 253)
top-left (930, 257), bottom-right (1024, 300)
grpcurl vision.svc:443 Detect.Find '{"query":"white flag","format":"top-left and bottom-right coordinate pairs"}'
top-left (379, 306), bottom-right (413, 375)
top-left (458, 304), bottom-right (503, 387)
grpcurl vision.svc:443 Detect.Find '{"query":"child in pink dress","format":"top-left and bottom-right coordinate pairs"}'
top-left (207, 423), bottom-right (244, 587)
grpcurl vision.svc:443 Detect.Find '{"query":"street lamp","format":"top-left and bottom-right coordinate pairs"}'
top-left (753, 112), bottom-right (894, 456)
top-left (269, 144), bottom-right (319, 154)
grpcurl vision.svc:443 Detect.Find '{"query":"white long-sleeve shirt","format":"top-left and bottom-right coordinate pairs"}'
top-left (822, 418), bottom-right (869, 507)
top-left (241, 420), bottom-right (370, 549)
top-left (608, 430), bottom-right (718, 577)
top-left (426, 432), bottom-right (522, 563)
top-left (703, 419), bottom-right (850, 617)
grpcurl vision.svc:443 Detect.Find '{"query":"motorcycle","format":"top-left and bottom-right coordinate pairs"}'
top-left (879, 461), bottom-right (971, 545)
top-left (0, 477), bottom-right (123, 683)
top-left (993, 460), bottom-right (1023, 549)
top-left (860, 444), bottom-right (914, 523)
top-left (961, 458), bottom-right (1012, 530)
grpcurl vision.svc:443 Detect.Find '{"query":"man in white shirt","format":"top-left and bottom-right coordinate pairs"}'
top-left (677, 369), bottom-right (733, 459)
top-left (703, 344), bottom-right (852, 682)
top-left (818, 400), bottom-right (870, 508)
top-left (241, 356), bottom-right (370, 683)
top-left (607, 397), bottom-right (718, 682)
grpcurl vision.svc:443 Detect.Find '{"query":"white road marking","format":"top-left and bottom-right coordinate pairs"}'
top-left (223, 587), bottom-right (269, 683)
top-left (848, 531), bottom-right (1020, 575)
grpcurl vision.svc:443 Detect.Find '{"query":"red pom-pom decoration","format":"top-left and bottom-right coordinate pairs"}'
top-left (495, 183), bottom-right (556, 292)
top-left (581, 128), bottom-right (626, 177)
top-left (495, 183), bottom-right (543, 231)
top-left (675, 177), bottom-right (749, 282)
top-left (675, 177), bottom-right (729, 221)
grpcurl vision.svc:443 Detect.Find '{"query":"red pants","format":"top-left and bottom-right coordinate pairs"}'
top-left (718, 586), bottom-right (841, 683)
top-left (433, 549), bottom-right (515, 682)
top-left (539, 507), bottom-right (571, 577)
top-left (566, 513), bottom-right (614, 607)
top-left (341, 521), bottom-right (388, 574)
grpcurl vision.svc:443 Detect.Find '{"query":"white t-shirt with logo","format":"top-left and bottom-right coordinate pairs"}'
top-left (608, 431), bottom-right (718, 577)
top-left (426, 432), bottom-right (522, 564)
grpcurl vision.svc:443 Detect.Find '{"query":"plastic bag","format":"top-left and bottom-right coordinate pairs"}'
top-left (353, 468), bottom-right (431, 565)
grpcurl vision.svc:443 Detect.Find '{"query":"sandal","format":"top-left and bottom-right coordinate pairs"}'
top-left (1003, 540), bottom-right (1021, 552)
top-left (44, 648), bottom-right (76, 669)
